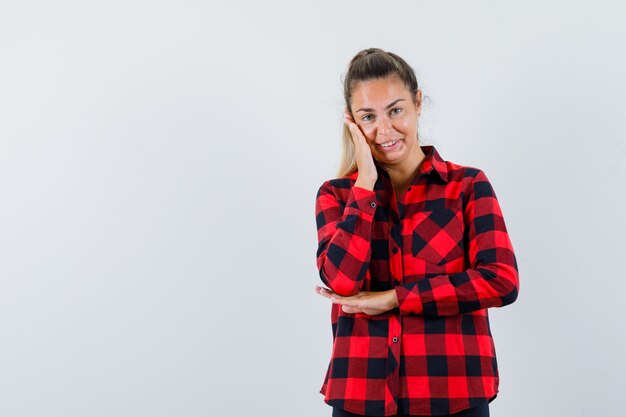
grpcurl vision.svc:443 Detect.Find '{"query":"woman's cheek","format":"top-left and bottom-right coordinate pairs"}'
top-left (395, 118), bottom-right (412, 131)
top-left (361, 125), bottom-right (376, 140)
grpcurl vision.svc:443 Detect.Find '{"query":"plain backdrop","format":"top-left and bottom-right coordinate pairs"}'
top-left (1, 1), bottom-right (625, 416)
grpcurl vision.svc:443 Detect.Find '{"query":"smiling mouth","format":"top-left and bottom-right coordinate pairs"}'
top-left (378, 139), bottom-right (403, 148)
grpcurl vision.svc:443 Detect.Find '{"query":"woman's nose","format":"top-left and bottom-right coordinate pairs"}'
top-left (377, 118), bottom-right (393, 135)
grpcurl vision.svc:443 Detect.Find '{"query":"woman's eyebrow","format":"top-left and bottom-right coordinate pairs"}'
top-left (355, 98), bottom-right (405, 113)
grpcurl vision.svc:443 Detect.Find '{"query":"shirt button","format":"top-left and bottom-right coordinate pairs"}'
top-left (393, 280), bottom-right (400, 287)
top-left (407, 187), bottom-right (412, 191)
top-left (370, 201), bottom-right (377, 208)
top-left (392, 247), bottom-right (398, 254)
top-left (393, 336), bottom-right (398, 343)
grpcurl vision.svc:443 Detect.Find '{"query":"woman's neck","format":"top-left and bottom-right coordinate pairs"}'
top-left (383, 144), bottom-right (426, 190)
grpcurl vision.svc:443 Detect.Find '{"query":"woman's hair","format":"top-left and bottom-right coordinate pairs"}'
top-left (338, 48), bottom-right (421, 177)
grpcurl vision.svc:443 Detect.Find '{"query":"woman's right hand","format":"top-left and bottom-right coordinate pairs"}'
top-left (344, 111), bottom-right (378, 190)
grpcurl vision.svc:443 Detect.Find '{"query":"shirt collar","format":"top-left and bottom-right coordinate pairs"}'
top-left (362, 145), bottom-right (448, 184)
top-left (415, 145), bottom-right (448, 182)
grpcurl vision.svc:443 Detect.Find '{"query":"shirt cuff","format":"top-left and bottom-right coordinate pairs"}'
top-left (346, 186), bottom-right (378, 216)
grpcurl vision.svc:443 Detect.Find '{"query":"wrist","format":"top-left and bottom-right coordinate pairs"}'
top-left (355, 178), bottom-right (376, 190)
top-left (388, 289), bottom-right (399, 309)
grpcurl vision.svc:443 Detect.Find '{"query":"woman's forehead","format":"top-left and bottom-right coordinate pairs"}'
top-left (351, 77), bottom-right (411, 106)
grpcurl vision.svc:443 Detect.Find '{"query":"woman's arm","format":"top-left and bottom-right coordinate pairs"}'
top-left (315, 181), bottom-right (378, 296)
top-left (320, 169), bottom-right (519, 317)
top-left (314, 285), bottom-right (397, 315)
top-left (395, 169), bottom-right (519, 316)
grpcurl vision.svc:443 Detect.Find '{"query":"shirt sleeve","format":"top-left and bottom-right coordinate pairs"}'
top-left (395, 169), bottom-right (520, 316)
top-left (315, 181), bottom-right (378, 296)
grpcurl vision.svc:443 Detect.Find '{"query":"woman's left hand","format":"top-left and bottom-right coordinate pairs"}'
top-left (315, 286), bottom-right (399, 315)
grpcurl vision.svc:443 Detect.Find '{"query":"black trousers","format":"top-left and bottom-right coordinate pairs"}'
top-left (332, 400), bottom-right (489, 417)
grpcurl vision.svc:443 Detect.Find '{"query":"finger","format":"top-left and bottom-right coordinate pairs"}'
top-left (331, 296), bottom-right (360, 307)
top-left (346, 123), bottom-right (366, 147)
top-left (343, 117), bottom-right (358, 135)
top-left (342, 305), bottom-right (361, 314)
top-left (342, 114), bottom-right (359, 131)
top-left (315, 286), bottom-right (334, 299)
top-left (349, 123), bottom-right (367, 145)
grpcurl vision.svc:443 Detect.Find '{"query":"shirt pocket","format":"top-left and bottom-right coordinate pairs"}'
top-left (410, 207), bottom-right (465, 265)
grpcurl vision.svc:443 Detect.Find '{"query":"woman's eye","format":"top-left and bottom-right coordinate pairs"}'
top-left (361, 114), bottom-right (373, 121)
top-left (391, 108), bottom-right (402, 115)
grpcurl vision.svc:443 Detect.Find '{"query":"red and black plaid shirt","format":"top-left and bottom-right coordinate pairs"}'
top-left (314, 145), bottom-right (519, 416)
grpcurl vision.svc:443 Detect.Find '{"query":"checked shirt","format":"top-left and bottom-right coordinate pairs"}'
top-left (314, 145), bottom-right (519, 416)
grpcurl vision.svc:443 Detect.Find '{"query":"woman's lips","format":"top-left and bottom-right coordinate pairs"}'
top-left (377, 138), bottom-right (403, 151)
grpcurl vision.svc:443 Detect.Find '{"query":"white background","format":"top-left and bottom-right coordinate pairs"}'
top-left (1, 1), bottom-right (625, 416)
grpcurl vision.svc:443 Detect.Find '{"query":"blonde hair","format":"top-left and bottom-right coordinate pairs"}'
top-left (337, 48), bottom-right (421, 177)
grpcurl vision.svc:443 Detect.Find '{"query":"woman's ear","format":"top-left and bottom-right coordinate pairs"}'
top-left (415, 90), bottom-right (423, 116)
top-left (344, 107), bottom-right (356, 123)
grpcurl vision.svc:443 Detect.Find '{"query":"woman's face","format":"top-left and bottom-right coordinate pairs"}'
top-left (349, 75), bottom-right (422, 166)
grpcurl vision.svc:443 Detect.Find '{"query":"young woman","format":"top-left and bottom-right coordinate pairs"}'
top-left (314, 48), bottom-right (520, 417)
